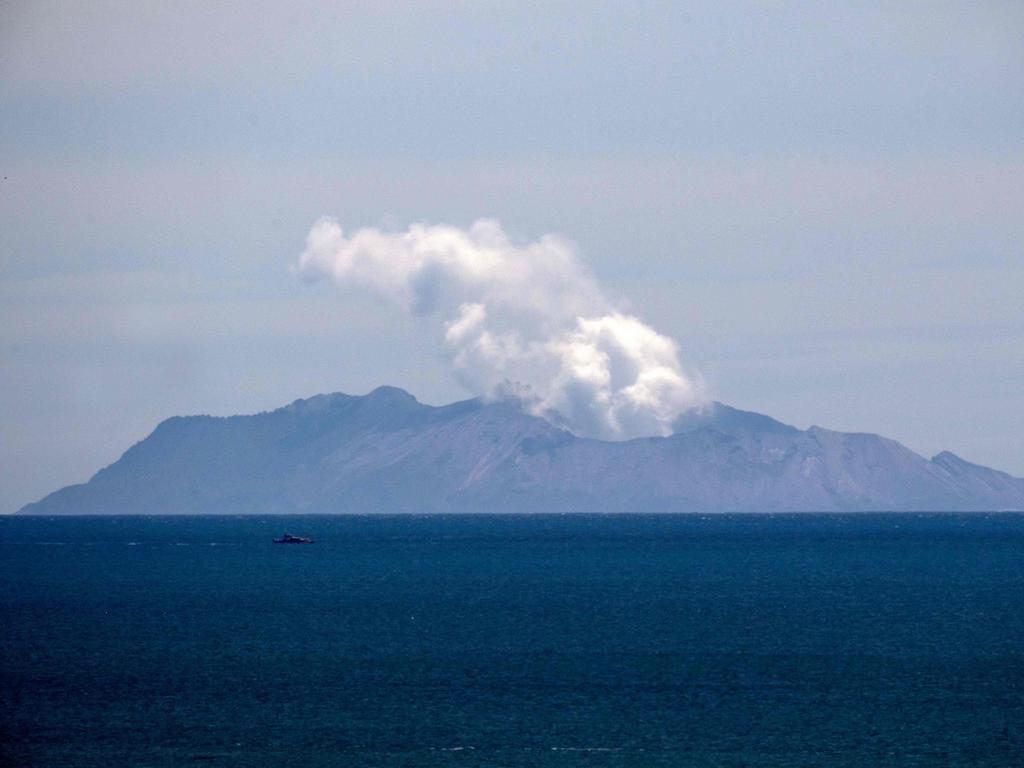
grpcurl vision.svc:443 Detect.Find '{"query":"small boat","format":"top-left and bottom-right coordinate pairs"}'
top-left (273, 533), bottom-right (314, 544)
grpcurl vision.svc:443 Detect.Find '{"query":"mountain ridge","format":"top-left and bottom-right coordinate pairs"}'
top-left (19, 387), bottom-right (1024, 514)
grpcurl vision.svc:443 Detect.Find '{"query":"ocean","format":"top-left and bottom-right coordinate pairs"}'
top-left (1, 514), bottom-right (1022, 767)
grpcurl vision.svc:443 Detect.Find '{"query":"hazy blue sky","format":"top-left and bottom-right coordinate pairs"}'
top-left (2, 1), bottom-right (1022, 512)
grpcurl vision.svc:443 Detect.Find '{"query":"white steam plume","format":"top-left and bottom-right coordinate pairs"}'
top-left (296, 218), bottom-right (704, 440)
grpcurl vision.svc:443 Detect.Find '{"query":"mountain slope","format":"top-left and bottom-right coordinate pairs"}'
top-left (19, 387), bottom-right (1024, 514)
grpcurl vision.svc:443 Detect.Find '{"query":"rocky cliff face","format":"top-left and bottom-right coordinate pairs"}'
top-left (19, 387), bottom-right (1024, 514)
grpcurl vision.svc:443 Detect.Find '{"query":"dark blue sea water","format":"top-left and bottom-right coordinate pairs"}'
top-left (2, 514), bottom-right (1023, 767)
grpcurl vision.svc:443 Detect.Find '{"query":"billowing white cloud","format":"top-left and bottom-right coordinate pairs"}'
top-left (296, 217), bottom-right (703, 439)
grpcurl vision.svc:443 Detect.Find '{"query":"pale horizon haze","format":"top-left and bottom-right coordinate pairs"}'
top-left (2, 1), bottom-right (1022, 513)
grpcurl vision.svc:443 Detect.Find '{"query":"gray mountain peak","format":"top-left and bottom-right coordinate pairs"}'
top-left (18, 388), bottom-right (1024, 514)
top-left (672, 401), bottom-right (798, 436)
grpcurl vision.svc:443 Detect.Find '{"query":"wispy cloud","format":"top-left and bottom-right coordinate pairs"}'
top-left (297, 218), bottom-right (704, 439)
